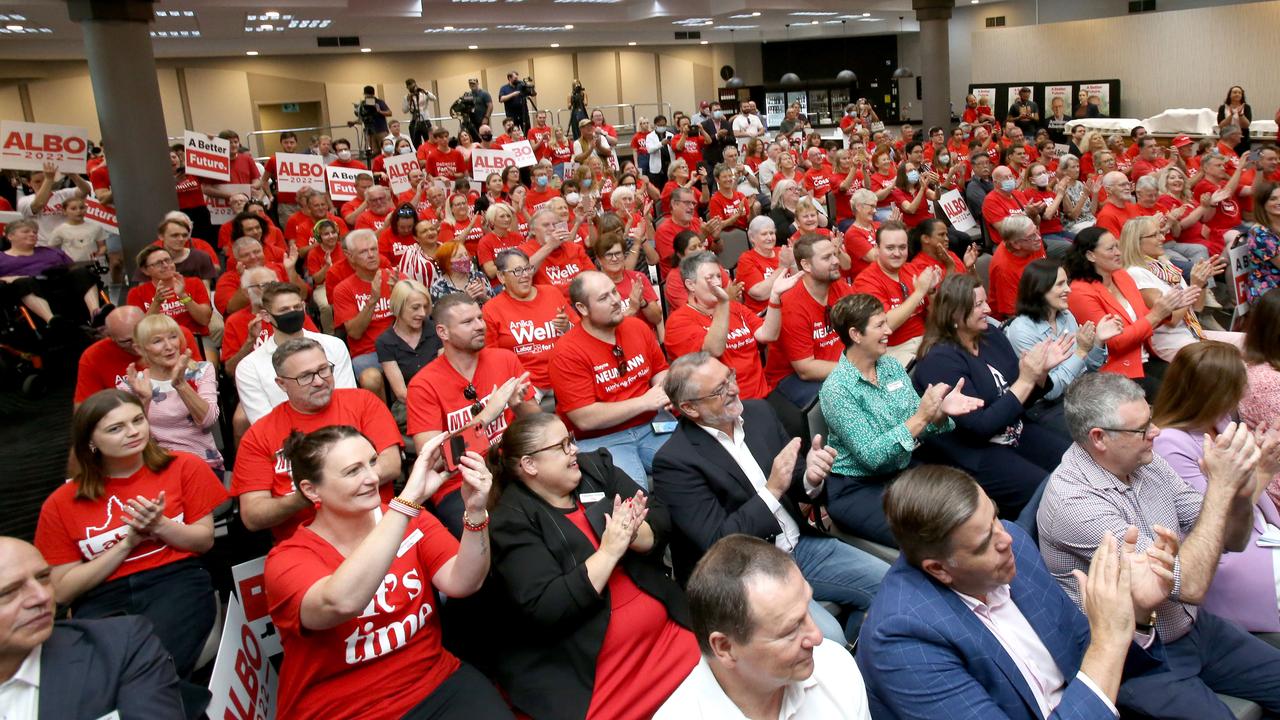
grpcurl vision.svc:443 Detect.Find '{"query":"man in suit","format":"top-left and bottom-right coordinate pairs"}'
top-left (652, 352), bottom-right (889, 642)
top-left (0, 537), bottom-right (184, 719)
top-left (699, 103), bottom-right (736, 180)
top-left (857, 465), bottom-right (1170, 720)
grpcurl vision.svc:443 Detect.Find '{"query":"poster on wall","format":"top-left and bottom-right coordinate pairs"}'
top-left (1081, 83), bottom-right (1111, 117)
top-left (1045, 85), bottom-right (1073, 133)
top-left (972, 87), bottom-right (996, 117)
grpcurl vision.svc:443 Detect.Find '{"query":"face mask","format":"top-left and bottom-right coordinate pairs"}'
top-left (906, 171), bottom-right (920, 184)
top-left (536, 175), bottom-right (549, 188)
top-left (1032, 174), bottom-right (1050, 188)
top-left (337, 150), bottom-right (352, 161)
top-left (713, 111), bottom-right (724, 120)
top-left (655, 126), bottom-right (668, 134)
top-left (565, 192), bottom-right (581, 206)
top-left (397, 146), bottom-right (413, 155)
top-left (999, 179), bottom-right (1017, 193)
top-left (581, 178), bottom-right (593, 189)
top-left (271, 309), bottom-right (306, 334)
top-left (938, 154), bottom-right (950, 165)
top-left (382, 143), bottom-right (394, 155)
top-left (480, 133), bottom-right (494, 142)
top-left (450, 259), bottom-right (472, 275)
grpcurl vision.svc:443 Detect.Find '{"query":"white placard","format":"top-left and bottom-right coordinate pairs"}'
top-left (207, 184), bottom-right (250, 225)
top-left (505, 140), bottom-right (537, 168)
top-left (206, 593), bottom-right (278, 720)
top-left (231, 556), bottom-right (283, 659)
top-left (470, 147), bottom-right (515, 181)
top-left (938, 189), bottom-right (978, 233)
top-left (326, 165), bottom-right (365, 201)
top-left (384, 154), bottom-right (420, 195)
top-left (0, 120), bottom-right (89, 174)
top-left (273, 152), bottom-right (326, 194)
top-left (183, 131), bottom-right (231, 181)
top-left (84, 197), bottom-right (117, 232)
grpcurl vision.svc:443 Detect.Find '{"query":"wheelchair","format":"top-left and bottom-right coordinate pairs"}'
top-left (0, 260), bottom-right (108, 396)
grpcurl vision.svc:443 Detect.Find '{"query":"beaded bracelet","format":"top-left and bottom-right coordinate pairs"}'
top-left (462, 509), bottom-right (490, 532)
top-left (389, 498), bottom-right (421, 518)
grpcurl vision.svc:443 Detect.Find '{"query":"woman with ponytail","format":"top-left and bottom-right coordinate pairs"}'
top-left (263, 426), bottom-right (512, 720)
top-left (485, 414), bottom-right (698, 720)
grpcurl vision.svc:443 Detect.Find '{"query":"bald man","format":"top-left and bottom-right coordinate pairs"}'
top-left (0, 537), bottom-right (182, 719)
top-left (1095, 171), bottom-right (1143, 238)
top-left (982, 165), bottom-right (1044, 245)
top-left (74, 305), bottom-right (200, 405)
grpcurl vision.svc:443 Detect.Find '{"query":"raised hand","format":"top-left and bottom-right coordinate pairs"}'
top-left (1076, 321), bottom-right (1098, 355)
top-left (456, 450), bottom-right (494, 515)
top-left (123, 492), bottom-right (167, 536)
top-left (710, 282), bottom-right (730, 305)
top-left (726, 281), bottom-right (746, 303)
top-left (1121, 525), bottom-right (1175, 614)
top-left (403, 432), bottom-right (452, 505)
top-left (601, 495), bottom-right (639, 559)
top-left (1072, 530), bottom-right (1136, 649)
top-left (1200, 422), bottom-right (1261, 501)
top-left (771, 268), bottom-right (804, 299)
top-left (963, 243), bottom-right (981, 270)
top-left (552, 305), bottom-right (571, 333)
top-left (766, 437), bottom-right (801, 498)
top-left (940, 378), bottom-right (984, 417)
top-left (124, 363), bottom-right (152, 405)
top-left (371, 269), bottom-right (385, 299)
top-left (167, 350), bottom-right (193, 384)
top-left (1096, 314), bottom-right (1124, 344)
top-left (804, 434), bottom-right (837, 486)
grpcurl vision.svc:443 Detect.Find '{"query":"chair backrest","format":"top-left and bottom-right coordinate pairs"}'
top-left (806, 396), bottom-right (829, 441)
top-left (975, 253), bottom-right (992, 293)
top-left (719, 229), bottom-right (750, 273)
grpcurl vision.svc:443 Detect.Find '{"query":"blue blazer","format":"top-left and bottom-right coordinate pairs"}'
top-left (856, 522), bottom-right (1160, 720)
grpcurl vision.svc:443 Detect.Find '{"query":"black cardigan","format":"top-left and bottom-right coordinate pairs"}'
top-left (487, 448), bottom-right (692, 720)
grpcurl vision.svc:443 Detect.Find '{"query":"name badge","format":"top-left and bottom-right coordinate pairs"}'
top-left (579, 492), bottom-right (605, 504)
top-left (886, 380), bottom-right (905, 392)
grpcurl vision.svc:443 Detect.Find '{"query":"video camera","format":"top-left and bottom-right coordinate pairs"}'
top-left (354, 96), bottom-right (381, 128)
top-left (515, 76), bottom-right (536, 95)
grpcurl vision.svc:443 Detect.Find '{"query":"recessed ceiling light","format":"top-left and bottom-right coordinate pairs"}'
top-left (360, 47), bottom-right (372, 52)
top-left (789, 11), bottom-right (838, 16)
top-left (699, 40), bottom-right (708, 45)
top-left (811, 20), bottom-right (819, 24)
top-left (564, 24), bottom-right (574, 29)
top-left (468, 44), bottom-right (478, 49)
top-left (550, 42), bottom-right (559, 47)
top-left (627, 41), bottom-right (636, 46)
top-left (246, 50), bottom-right (259, 56)
top-left (443, 25), bottom-right (455, 30)
top-left (863, 12), bottom-right (872, 16)
top-left (263, 11), bottom-right (280, 19)
top-left (5, 24), bottom-right (21, 31)
top-left (260, 23), bottom-right (274, 31)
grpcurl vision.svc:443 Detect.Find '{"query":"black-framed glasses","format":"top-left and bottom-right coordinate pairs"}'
top-left (601, 250), bottom-right (625, 261)
top-left (527, 434), bottom-right (577, 457)
top-left (279, 362), bottom-right (334, 386)
top-left (611, 345), bottom-right (627, 376)
top-left (147, 257), bottom-right (175, 268)
top-left (1097, 419), bottom-right (1155, 436)
top-left (688, 370), bottom-right (738, 404)
top-left (502, 265), bottom-right (534, 277)
top-left (463, 384), bottom-right (484, 417)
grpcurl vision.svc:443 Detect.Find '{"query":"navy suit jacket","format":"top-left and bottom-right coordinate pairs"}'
top-left (856, 521), bottom-right (1161, 720)
top-left (38, 616), bottom-right (184, 720)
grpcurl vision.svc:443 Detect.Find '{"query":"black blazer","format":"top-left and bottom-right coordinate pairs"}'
top-left (651, 399), bottom-right (826, 584)
top-left (488, 448), bottom-right (691, 720)
top-left (699, 118), bottom-right (734, 167)
top-left (38, 616), bottom-right (184, 720)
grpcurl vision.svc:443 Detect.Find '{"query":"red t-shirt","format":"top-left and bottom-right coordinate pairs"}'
top-left (549, 317), bottom-right (668, 439)
top-left (220, 306), bottom-right (318, 361)
top-left (869, 172), bottom-right (896, 208)
top-left (551, 142), bottom-right (574, 165)
top-left (982, 190), bottom-right (1031, 244)
top-left (908, 250), bottom-right (967, 282)
top-left (988, 243), bottom-right (1046, 320)
top-left (842, 223), bottom-right (878, 283)
top-left (265, 511), bottom-right (460, 720)
top-left (213, 262), bottom-right (289, 315)
top-left (673, 135), bottom-right (706, 167)
top-left (125, 277), bottom-right (211, 335)
top-left (524, 187), bottom-right (559, 214)
top-left (354, 209), bottom-right (388, 234)
top-left (89, 162), bottom-right (111, 191)
top-left (482, 286), bottom-right (576, 390)
top-left (803, 168), bottom-right (839, 199)
top-left (734, 249), bottom-right (780, 315)
top-left (231, 389), bottom-right (401, 541)
top-left (405, 349), bottom-right (533, 503)
top-left (660, 182), bottom-right (702, 218)
top-left (438, 220), bottom-right (486, 259)
top-left (477, 230), bottom-right (525, 270)
top-left (230, 152), bottom-right (263, 184)
top-left (763, 280), bottom-right (852, 389)
top-left (1129, 157), bottom-right (1168, 183)
top-left (74, 328), bottom-right (200, 403)
top-left (1156, 195), bottom-right (1206, 245)
top-left (665, 302), bottom-right (767, 399)
top-left (853, 264), bottom-right (926, 346)
top-left (327, 157), bottom-right (367, 171)
top-left (426, 149), bottom-right (467, 179)
top-left (1022, 187), bottom-right (1063, 234)
top-left (174, 174), bottom-right (206, 210)
top-left (707, 190), bottom-right (749, 230)
top-left (664, 266), bottom-right (729, 312)
top-left (614, 270), bottom-right (659, 322)
top-left (654, 217), bottom-right (701, 266)
top-left (1195, 178), bottom-right (1242, 255)
top-left (377, 226), bottom-right (418, 265)
top-left (332, 271), bottom-right (396, 357)
top-left (306, 243), bottom-right (344, 279)
top-left (891, 187), bottom-right (935, 228)
top-left (285, 213), bottom-right (348, 247)
top-left (833, 173), bottom-right (864, 226)
top-left (1095, 202), bottom-right (1142, 240)
top-left (519, 239), bottom-right (592, 300)
top-left (563, 506), bottom-right (699, 720)
top-left (35, 453), bottom-right (227, 582)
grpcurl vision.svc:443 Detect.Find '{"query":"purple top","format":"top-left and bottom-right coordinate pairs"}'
top-left (0, 246), bottom-right (72, 277)
top-left (1153, 423), bottom-right (1280, 633)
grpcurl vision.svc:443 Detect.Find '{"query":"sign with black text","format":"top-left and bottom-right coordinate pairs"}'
top-left (0, 120), bottom-right (89, 174)
top-left (184, 131), bottom-right (231, 181)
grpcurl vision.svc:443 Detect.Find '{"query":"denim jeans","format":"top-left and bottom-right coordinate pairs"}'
top-left (793, 535), bottom-right (889, 641)
top-left (573, 415), bottom-right (673, 489)
top-left (776, 373), bottom-right (822, 409)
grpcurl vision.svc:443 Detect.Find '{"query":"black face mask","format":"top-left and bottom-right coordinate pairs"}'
top-left (272, 309), bottom-right (306, 334)
top-left (480, 133), bottom-right (494, 142)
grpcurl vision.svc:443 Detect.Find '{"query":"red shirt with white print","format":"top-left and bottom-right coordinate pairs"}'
top-left (332, 270), bottom-right (397, 357)
top-left (549, 317), bottom-right (668, 439)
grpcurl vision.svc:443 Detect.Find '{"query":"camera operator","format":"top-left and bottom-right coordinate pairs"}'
top-left (467, 78), bottom-right (493, 130)
top-left (568, 79), bottom-right (588, 139)
top-left (353, 85), bottom-right (392, 161)
top-left (403, 78), bottom-right (437, 147)
top-left (451, 93), bottom-right (480, 140)
top-left (499, 70), bottom-right (536, 133)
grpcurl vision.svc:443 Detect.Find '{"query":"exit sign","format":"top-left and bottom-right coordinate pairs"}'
top-left (281, 103), bottom-right (300, 113)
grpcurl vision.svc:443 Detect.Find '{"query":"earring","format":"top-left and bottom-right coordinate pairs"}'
top-left (88, 442), bottom-right (98, 453)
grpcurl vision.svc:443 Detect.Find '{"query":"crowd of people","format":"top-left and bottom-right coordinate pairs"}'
top-left (4, 76), bottom-right (1280, 720)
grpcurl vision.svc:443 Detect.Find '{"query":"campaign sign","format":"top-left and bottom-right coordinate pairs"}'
top-left (471, 147), bottom-right (515, 181)
top-left (385, 154), bottom-right (420, 195)
top-left (274, 153), bottom-right (326, 194)
top-left (84, 197), bottom-right (118, 232)
top-left (327, 165), bottom-right (365, 201)
top-left (207, 593), bottom-right (279, 720)
top-left (938, 189), bottom-right (978, 234)
top-left (506, 140), bottom-right (537, 169)
top-left (207, 184), bottom-right (250, 226)
top-left (232, 556), bottom-right (283, 659)
top-left (184, 131), bottom-right (231, 181)
top-left (0, 120), bottom-right (89, 174)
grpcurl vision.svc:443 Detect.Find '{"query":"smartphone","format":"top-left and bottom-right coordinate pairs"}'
top-left (1248, 149), bottom-right (1262, 164)
top-left (442, 433), bottom-right (468, 474)
top-left (651, 420), bottom-right (678, 435)
top-left (554, 220), bottom-right (569, 234)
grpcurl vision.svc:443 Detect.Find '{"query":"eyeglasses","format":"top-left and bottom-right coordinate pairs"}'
top-left (526, 434), bottom-right (577, 457)
top-left (1139, 233), bottom-right (1163, 241)
top-left (147, 257), bottom-right (175, 268)
top-left (463, 384), bottom-right (485, 417)
top-left (279, 362), bottom-right (334, 386)
top-left (688, 370), bottom-right (738, 403)
top-left (503, 265), bottom-right (534, 277)
top-left (602, 250), bottom-right (625, 261)
top-left (1097, 418), bottom-right (1155, 436)
top-left (611, 345), bottom-right (627, 377)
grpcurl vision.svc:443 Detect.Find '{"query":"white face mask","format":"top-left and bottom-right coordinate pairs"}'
top-left (337, 149), bottom-right (352, 161)
top-left (382, 143), bottom-right (394, 155)
top-left (1033, 174), bottom-right (1050, 188)
top-left (565, 192), bottom-right (581, 207)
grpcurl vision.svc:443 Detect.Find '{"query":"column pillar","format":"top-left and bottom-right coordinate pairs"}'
top-left (66, 0), bottom-right (177, 279)
top-left (913, 0), bottom-right (955, 132)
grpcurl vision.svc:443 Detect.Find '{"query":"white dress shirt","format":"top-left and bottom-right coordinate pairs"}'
top-left (654, 640), bottom-right (870, 720)
top-left (235, 329), bottom-right (356, 422)
top-left (697, 418), bottom-right (820, 554)
top-left (954, 585), bottom-right (1118, 718)
top-left (732, 113), bottom-right (767, 147)
top-left (0, 645), bottom-right (40, 720)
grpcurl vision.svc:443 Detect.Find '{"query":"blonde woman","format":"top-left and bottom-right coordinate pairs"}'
top-left (377, 279), bottom-right (441, 429)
